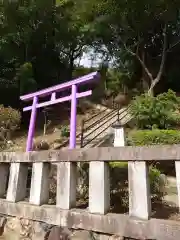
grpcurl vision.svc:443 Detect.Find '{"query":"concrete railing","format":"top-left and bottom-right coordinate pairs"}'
top-left (0, 146), bottom-right (180, 239)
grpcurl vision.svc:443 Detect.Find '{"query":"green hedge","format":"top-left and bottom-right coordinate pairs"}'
top-left (130, 90), bottom-right (180, 129)
top-left (127, 129), bottom-right (180, 146)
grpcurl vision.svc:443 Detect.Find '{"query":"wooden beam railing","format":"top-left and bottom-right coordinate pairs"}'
top-left (0, 145), bottom-right (180, 239)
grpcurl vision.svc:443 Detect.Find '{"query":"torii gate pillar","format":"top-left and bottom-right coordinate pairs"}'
top-left (20, 72), bottom-right (100, 151)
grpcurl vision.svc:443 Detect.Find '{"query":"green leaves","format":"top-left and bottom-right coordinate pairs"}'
top-left (127, 129), bottom-right (180, 146)
top-left (0, 0), bottom-right (180, 105)
top-left (130, 90), bottom-right (180, 129)
top-left (17, 62), bottom-right (37, 95)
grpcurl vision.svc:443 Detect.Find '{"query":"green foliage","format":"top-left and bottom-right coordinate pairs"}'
top-left (61, 125), bottom-right (70, 138)
top-left (76, 160), bottom-right (166, 211)
top-left (130, 90), bottom-right (180, 129)
top-left (0, 105), bottom-right (21, 131)
top-left (157, 89), bottom-right (180, 109)
top-left (149, 165), bottom-right (165, 200)
top-left (0, 0), bottom-right (91, 102)
top-left (110, 161), bottom-right (165, 211)
top-left (80, 0), bottom-right (180, 93)
top-left (109, 161), bottom-right (128, 168)
top-left (1, 0), bottom-right (180, 109)
top-left (106, 69), bottom-right (130, 95)
top-left (127, 129), bottom-right (180, 146)
top-left (72, 66), bottom-right (96, 78)
top-left (17, 62), bottom-right (37, 95)
top-left (0, 105), bottom-right (21, 142)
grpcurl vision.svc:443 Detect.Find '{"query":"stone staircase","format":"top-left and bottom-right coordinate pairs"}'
top-left (76, 105), bottom-right (131, 149)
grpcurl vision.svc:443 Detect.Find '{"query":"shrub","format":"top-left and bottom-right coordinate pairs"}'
top-left (149, 165), bottom-right (165, 200)
top-left (157, 89), bottom-right (180, 109)
top-left (110, 161), bottom-right (165, 212)
top-left (127, 129), bottom-right (180, 146)
top-left (48, 159), bottom-right (165, 211)
top-left (130, 89), bottom-right (180, 129)
top-left (61, 125), bottom-right (70, 138)
top-left (17, 62), bottom-right (37, 95)
top-left (0, 105), bottom-right (21, 142)
top-left (127, 129), bottom-right (177, 177)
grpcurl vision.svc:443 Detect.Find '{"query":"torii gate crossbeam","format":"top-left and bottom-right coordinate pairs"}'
top-left (20, 72), bottom-right (100, 151)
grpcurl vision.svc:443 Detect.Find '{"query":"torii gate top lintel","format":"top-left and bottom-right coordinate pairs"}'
top-left (20, 71), bottom-right (99, 102)
top-left (20, 71), bottom-right (100, 151)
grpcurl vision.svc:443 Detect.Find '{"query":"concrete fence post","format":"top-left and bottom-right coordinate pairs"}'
top-left (175, 161), bottom-right (180, 211)
top-left (56, 162), bottom-right (77, 209)
top-left (6, 163), bottom-right (28, 202)
top-left (29, 163), bottom-right (50, 205)
top-left (112, 123), bottom-right (151, 219)
top-left (0, 164), bottom-right (9, 197)
top-left (89, 161), bottom-right (110, 214)
top-left (128, 161), bottom-right (151, 219)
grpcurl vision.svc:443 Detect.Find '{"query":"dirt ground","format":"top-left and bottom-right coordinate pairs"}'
top-left (5, 101), bottom-right (100, 152)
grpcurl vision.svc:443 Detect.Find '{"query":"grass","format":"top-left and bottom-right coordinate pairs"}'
top-left (109, 162), bottom-right (128, 168)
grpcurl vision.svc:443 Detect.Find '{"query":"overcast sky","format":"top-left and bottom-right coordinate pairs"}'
top-left (75, 46), bottom-right (116, 68)
top-left (76, 50), bottom-right (102, 68)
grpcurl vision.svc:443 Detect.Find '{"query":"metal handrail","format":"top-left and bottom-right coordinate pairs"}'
top-left (84, 109), bottom-right (117, 133)
top-left (82, 110), bottom-right (128, 148)
top-left (80, 104), bottom-right (131, 148)
top-left (82, 119), bottom-right (117, 148)
top-left (80, 108), bottom-right (116, 148)
top-left (83, 111), bottom-right (118, 140)
top-left (84, 108), bottom-right (108, 124)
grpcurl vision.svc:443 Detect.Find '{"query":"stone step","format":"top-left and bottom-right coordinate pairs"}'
top-left (78, 107), bottom-right (129, 148)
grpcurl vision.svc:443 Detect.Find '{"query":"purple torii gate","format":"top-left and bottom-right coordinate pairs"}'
top-left (20, 72), bottom-right (100, 151)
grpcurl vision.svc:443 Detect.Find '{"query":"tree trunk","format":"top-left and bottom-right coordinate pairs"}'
top-left (140, 49), bottom-right (150, 92)
top-left (68, 54), bottom-right (74, 80)
top-left (123, 25), bottom-right (167, 96)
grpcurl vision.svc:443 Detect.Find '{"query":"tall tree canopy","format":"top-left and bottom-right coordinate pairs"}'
top-left (80, 0), bottom-right (180, 95)
top-left (1, 0), bottom-right (180, 108)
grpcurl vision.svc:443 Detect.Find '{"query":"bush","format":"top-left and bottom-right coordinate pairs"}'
top-left (61, 125), bottom-right (70, 138)
top-left (110, 162), bottom-right (165, 212)
top-left (130, 89), bottom-right (180, 129)
top-left (127, 129), bottom-right (180, 146)
top-left (127, 129), bottom-right (180, 175)
top-left (0, 105), bottom-right (21, 142)
top-left (48, 159), bottom-right (165, 212)
top-left (149, 165), bottom-right (165, 200)
top-left (17, 62), bottom-right (37, 95)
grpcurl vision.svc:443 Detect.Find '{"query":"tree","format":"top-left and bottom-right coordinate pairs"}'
top-left (0, 0), bottom-right (91, 93)
top-left (54, 0), bottom-right (94, 79)
top-left (81, 0), bottom-right (180, 95)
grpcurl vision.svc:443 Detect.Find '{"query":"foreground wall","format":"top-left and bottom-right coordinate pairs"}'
top-left (0, 146), bottom-right (180, 239)
top-left (0, 215), bottom-right (121, 240)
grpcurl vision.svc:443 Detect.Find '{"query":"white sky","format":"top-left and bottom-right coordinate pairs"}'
top-left (75, 46), bottom-right (111, 68)
top-left (77, 51), bottom-right (116, 69)
top-left (76, 51), bottom-right (102, 68)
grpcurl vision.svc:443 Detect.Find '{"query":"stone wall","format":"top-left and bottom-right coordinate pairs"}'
top-left (0, 147), bottom-right (179, 240)
top-left (0, 216), bottom-right (122, 240)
